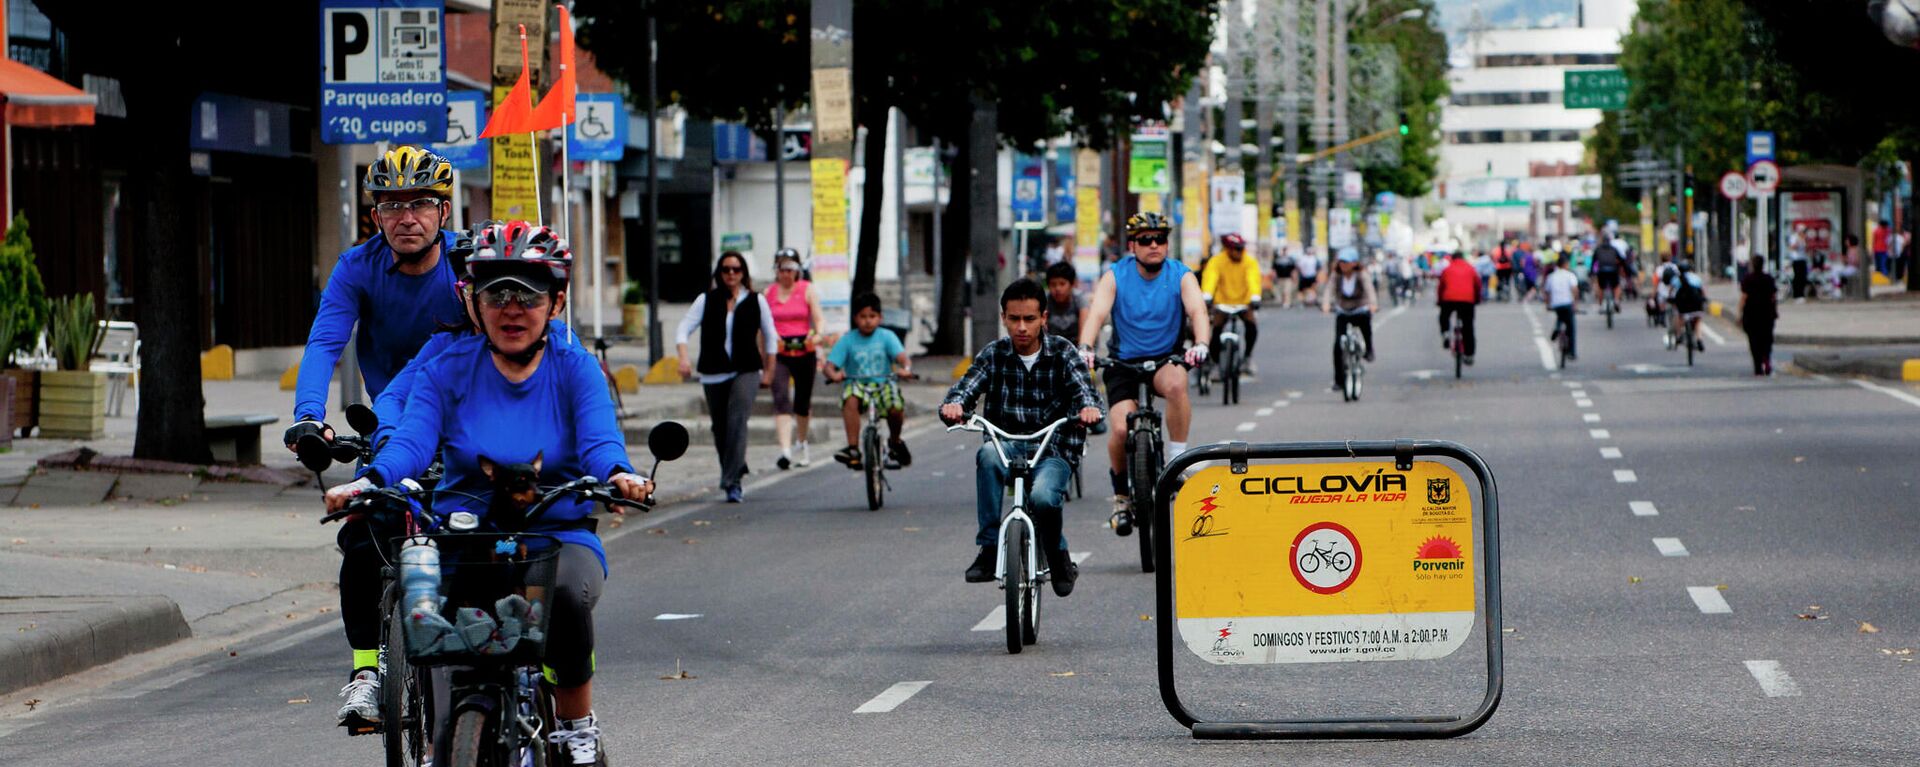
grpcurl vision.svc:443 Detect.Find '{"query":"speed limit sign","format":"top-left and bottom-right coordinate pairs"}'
top-left (1718, 171), bottom-right (1748, 200)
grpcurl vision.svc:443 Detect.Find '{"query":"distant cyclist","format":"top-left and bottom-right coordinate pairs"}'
top-left (1201, 233), bottom-right (1263, 375)
top-left (1670, 261), bottom-right (1708, 352)
top-left (1321, 248), bottom-right (1378, 390)
top-left (288, 146), bottom-right (467, 454)
top-left (1591, 230), bottom-right (1627, 310)
top-left (1078, 212), bottom-right (1210, 535)
top-left (1043, 260), bottom-right (1087, 343)
top-left (1544, 260), bottom-right (1580, 360)
top-left (1436, 250), bottom-right (1482, 365)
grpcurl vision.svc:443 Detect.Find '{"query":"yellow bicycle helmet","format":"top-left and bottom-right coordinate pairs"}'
top-left (363, 145), bottom-right (454, 196)
top-left (1125, 211), bottom-right (1172, 235)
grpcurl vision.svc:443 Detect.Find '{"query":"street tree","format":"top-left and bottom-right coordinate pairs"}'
top-left (1353, 0), bottom-right (1449, 199)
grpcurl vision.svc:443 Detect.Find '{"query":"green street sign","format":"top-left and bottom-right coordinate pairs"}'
top-left (1563, 69), bottom-right (1628, 110)
top-left (1128, 136), bottom-right (1171, 194)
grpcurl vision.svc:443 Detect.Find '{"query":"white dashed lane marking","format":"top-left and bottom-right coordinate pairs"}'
top-left (1700, 323), bottom-right (1728, 346)
top-left (1236, 422), bottom-right (1258, 433)
top-left (1600, 447), bottom-right (1623, 459)
top-left (1688, 586), bottom-right (1733, 614)
top-left (1653, 538), bottom-right (1689, 557)
top-left (972, 606), bottom-right (1006, 632)
top-left (1584, 413), bottom-right (1602, 423)
top-left (1589, 429), bottom-right (1610, 439)
top-left (1576, 399), bottom-right (1594, 408)
top-left (854, 681), bottom-right (933, 713)
top-left (1745, 660), bottom-right (1802, 697)
top-left (1630, 501), bottom-right (1659, 517)
top-left (1256, 408), bottom-right (1274, 416)
top-left (1614, 469), bottom-right (1638, 483)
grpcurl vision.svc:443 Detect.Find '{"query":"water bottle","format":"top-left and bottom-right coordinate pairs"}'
top-left (398, 536), bottom-right (441, 615)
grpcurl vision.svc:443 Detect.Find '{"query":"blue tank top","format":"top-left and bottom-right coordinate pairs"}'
top-left (1109, 256), bottom-right (1190, 360)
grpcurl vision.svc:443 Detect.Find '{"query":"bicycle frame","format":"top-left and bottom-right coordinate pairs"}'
top-left (948, 415), bottom-right (1072, 584)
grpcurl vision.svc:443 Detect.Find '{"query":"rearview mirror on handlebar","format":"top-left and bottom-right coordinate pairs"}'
top-left (648, 421), bottom-right (690, 463)
top-left (344, 404), bottom-right (379, 437)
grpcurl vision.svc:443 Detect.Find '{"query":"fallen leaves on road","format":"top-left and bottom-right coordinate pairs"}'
top-left (23, 699), bottom-right (39, 711)
top-left (1715, 584), bottom-right (1729, 591)
top-left (1502, 628), bottom-right (1516, 633)
top-left (691, 520), bottom-right (711, 527)
top-left (287, 697), bottom-right (310, 705)
top-left (660, 660), bottom-right (696, 681)
top-left (1795, 614), bottom-right (1828, 621)
top-left (646, 528), bottom-right (667, 536)
top-left (1049, 671), bottom-right (1076, 678)
top-left (1807, 605), bottom-right (1822, 611)
top-left (183, 565), bottom-right (208, 574)
top-left (1139, 614), bottom-right (1153, 621)
top-left (1628, 576), bottom-right (1642, 584)
top-left (8, 538), bottom-right (23, 545)
top-left (1792, 456), bottom-right (1805, 463)
top-left (902, 527), bottom-right (922, 532)
top-left (682, 538), bottom-right (699, 545)
top-left (1860, 622), bottom-right (1881, 634)
top-left (1881, 648), bottom-right (1914, 656)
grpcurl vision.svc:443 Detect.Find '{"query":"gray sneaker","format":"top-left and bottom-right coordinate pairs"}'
top-left (336, 669), bottom-right (381, 727)
top-left (548, 715), bottom-right (604, 766)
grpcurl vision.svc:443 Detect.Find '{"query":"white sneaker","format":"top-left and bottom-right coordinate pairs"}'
top-left (548, 715), bottom-right (603, 765)
top-left (796, 442), bottom-right (811, 467)
top-left (336, 669), bottom-right (381, 725)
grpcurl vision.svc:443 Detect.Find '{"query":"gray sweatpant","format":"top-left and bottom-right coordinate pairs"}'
top-left (703, 373), bottom-right (758, 490)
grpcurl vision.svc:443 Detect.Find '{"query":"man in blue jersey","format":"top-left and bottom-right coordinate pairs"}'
top-left (1077, 212), bottom-right (1211, 534)
top-left (285, 146), bottom-right (469, 451)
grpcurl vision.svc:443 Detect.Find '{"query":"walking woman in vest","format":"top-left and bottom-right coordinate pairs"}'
top-left (767, 248), bottom-right (828, 470)
top-left (676, 251), bottom-right (779, 502)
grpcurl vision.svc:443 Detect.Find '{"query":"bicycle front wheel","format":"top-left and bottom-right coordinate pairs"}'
top-left (444, 709), bottom-right (490, 767)
top-left (1130, 434), bottom-right (1161, 573)
top-left (381, 585), bottom-right (427, 767)
top-left (863, 426), bottom-right (884, 510)
top-left (1004, 520), bottom-right (1029, 654)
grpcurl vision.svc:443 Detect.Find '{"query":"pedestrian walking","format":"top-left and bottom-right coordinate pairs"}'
top-left (1519, 242), bottom-right (1541, 300)
top-left (1840, 234), bottom-right (1865, 294)
top-left (767, 248), bottom-right (827, 471)
top-left (676, 251), bottom-right (779, 503)
top-left (1272, 245), bottom-right (1299, 308)
top-left (1295, 247), bottom-right (1321, 307)
top-left (1873, 219), bottom-right (1891, 277)
top-left (1739, 255), bottom-right (1777, 376)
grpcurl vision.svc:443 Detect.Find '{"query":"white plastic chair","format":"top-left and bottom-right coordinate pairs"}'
top-left (90, 321), bottom-right (140, 417)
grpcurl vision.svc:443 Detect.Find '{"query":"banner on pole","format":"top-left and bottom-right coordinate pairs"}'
top-left (811, 158), bottom-right (852, 330)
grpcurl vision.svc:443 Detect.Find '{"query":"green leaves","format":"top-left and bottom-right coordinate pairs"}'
top-left (0, 213), bottom-right (48, 368)
top-left (46, 293), bottom-right (100, 373)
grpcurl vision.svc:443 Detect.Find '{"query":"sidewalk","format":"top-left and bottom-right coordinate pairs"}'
top-left (0, 363), bottom-right (962, 699)
top-left (1702, 280), bottom-right (1920, 380)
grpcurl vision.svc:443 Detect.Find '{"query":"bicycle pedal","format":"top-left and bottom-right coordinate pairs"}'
top-left (339, 716), bottom-right (382, 736)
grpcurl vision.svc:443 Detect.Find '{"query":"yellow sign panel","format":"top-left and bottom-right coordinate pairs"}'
top-left (1173, 461), bottom-right (1475, 664)
top-left (489, 87), bottom-right (540, 222)
top-left (1285, 198), bottom-right (1301, 246)
top-left (810, 158), bottom-right (850, 256)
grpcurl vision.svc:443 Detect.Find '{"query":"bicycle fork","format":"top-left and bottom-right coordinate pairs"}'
top-left (996, 473), bottom-right (1046, 586)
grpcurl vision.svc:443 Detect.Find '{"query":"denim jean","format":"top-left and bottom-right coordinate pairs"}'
top-left (974, 443), bottom-right (1070, 553)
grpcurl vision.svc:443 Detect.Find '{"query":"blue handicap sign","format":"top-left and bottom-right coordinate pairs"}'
top-left (1052, 152), bottom-right (1075, 223)
top-left (318, 0), bottom-right (447, 145)
top-left (1012, 153), bottom-right (1045, 226)
top-left (429, 90), bottom-right (487, 170)
top-left (568, 93), bottom-right (628, 162)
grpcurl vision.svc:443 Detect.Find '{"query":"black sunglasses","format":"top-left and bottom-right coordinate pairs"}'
top-left (718, 266), bottom-right (744, 274)
top-left (1132, 233), bottom-right (1169, 246)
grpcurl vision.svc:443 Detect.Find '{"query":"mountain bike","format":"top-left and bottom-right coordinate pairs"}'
top-left (1601, 289), bottom-right (1617, 329)
top-left (843, 372), bottom-right (916, 510)
top-left (947, 414), bottom-right (1073, 654)
top-left (1096, 355), bottom-right (1183, 573)
top-left (1448, 312), bottom-right (1466, 380)
top-left (1212, 305), bottom-right (1250, 406)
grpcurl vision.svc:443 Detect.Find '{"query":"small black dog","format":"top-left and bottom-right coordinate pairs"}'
top-left (478, 452), bottom-right (543, 532)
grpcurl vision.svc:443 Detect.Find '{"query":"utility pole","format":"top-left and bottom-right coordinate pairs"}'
top-left (1281, 0), bottom-right (1301, 250)
top-left (1311, 0), bottom-right (1331, 250)
top-left (645, 7), bottom-right (662, 362)
top-left (774, 84), bottom-right (786, 250)
top-left (1254, 0), bottom-right (1276, 252)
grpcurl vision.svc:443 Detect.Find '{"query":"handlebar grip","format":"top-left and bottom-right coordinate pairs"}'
top-left (319, 508), bottom-right (355, 525)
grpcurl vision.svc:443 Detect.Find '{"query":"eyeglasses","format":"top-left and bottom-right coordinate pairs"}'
top-left (478, 286), bottom-right (550, 310)
top-left (1132, 234), bottom-right (1169, 246)
top-left (718, 266), bottom-right (745, 275)
top-left (373, 198), bottom-right (443, 218)
top-left (778, 262), bottom-right (802, 271)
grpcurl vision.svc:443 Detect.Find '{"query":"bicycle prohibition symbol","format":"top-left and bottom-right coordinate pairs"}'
top-left (1289, 521), bottom-right (1362, 594)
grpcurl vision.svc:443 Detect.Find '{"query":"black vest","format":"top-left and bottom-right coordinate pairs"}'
top-left (697, 287), bottom-right (764, 375)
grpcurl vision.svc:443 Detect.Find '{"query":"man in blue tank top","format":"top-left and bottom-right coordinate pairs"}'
top-left (1077, 212), bottom-right (1212, 535)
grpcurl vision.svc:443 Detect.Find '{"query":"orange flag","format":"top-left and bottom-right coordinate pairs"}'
top-left (479, 26), bottom-right (535, 138)
top-left (527, 4), bottom-right (576, 132)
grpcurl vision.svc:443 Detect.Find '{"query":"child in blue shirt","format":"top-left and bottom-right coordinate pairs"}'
top-left (824, 292), bottom-right (913, 469)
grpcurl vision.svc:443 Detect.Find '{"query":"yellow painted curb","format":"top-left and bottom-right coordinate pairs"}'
top-left (279, 363), bottom-right (300, 391)
top-left (1872, 271), bottom-right (1891, 287)
top-left (1903, 359), bottom-right (1920, 382)
top-left (1708, 301), bottom-right (1724, 317)
top-left (201, 344), bottom-right (234, 381)
top-left (952, 358), bottom-right (972, 379)
top-left (614, 364), bottom-right (641, 393)
top-left (642, 357), bottom-right (682, 384)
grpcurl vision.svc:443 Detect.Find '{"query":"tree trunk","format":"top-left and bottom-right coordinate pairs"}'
top-left (126, 60), bottom-right (211, 463)
top-left (1909, 152), bottom-right (1920, 292)
top-left (928, 135), bottom-right (971, 355)
top-left (968, 92), bottom-right (1002, 354)
top-left (852, 100), bottom-right (889, 298)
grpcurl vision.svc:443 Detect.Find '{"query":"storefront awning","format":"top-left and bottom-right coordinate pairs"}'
top-left (0, 58), bottom-right (95, 127)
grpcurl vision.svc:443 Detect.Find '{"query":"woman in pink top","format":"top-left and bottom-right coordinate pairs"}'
top-left (768, 248), bottom-right (828, 469)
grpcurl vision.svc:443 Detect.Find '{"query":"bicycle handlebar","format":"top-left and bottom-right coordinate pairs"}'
top-left (318, 477), bottom-right (650, 527)
top-left (945, 414), bottom-right (1075, 468)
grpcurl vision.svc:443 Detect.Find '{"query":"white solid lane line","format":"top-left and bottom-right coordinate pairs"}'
top-left (1614, 469), bottom-right (1638, 483)
top-left (1583, 413), bottom-right (1602, 423)
top-left (1600, 447), bottom-right (1623, 459)
top-left (1271, 399), bottom-right (1287, 408)
top-left (1653, 538), bottom-right (1689, 557)
top-left (972, 605), bottom-right (1005, 631)
top-left (1852, 379), bottom-right (1920, 410)
top-left (1534, 336), bottom-right (1558, 370)
top-left (1699, 322), bottom-right (1728, 346)
top-left (1235, 422), bottom-right (1258, 433)
top-left (855, 681), bottom-right (933, 713)
top-left (1072, 551), bottom-right (1091, 565)
top-left (1589, 429), bottom-right (1611, 439)
top-left (1745, 660), bottom-right (1802, 697)
top-left (1630, 501), bottom-right (1659, 517)
top-left (1688, 586), bottom-right (1733, 614)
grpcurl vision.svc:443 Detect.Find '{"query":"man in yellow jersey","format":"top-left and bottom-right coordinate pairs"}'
top-left (1201, 233), bottom-right (1263, 375)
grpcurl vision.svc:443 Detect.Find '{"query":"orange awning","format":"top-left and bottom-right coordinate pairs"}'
top-left (0, 57), bottom-right (94, 127)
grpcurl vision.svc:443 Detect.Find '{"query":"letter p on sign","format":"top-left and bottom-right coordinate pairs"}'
top-left (327, 9), bottom-right (374, 83)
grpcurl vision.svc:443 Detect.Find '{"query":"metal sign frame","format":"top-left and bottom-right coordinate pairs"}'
top-left (1153, 439), bottom-right (1504, 740)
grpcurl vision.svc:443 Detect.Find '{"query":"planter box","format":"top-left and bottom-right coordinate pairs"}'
top-left (0, 381), bottom-right (12, 450)
top-left (38, 370), bottom-right (105, 440)
top-left (3, 369), bottom-right (35, 437)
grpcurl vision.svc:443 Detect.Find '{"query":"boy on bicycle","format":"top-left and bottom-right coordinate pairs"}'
top-left (942, 279), bottom-right (1103, 595)
top-left (825, 292), bottom-right (913, 469)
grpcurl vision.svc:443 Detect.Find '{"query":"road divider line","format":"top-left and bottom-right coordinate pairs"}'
top-left (1851, 378), bottom-right (1920, 410)
top-left (1569, 389), bottom-right (1587, 398)
top-left (1563, 381), bottom-right (1583, 388)
top-left (1583, 413), bottom-right (1602, 423)
top-left (1589, 429), bottom-right (1610, 439)
top-left (654, 613), bottom-right (703, 621)
top-left (1613, 469), bottom-right (1638, 483)
top-left (1534, 337), bottom-right (1557, 370)
top-left (1744, 660), bottom-right (1801, 697)
top-left (1700, 323), bottom-right (1728, 346)
top-left (1600, 447), bottom-right (1623, 459)
top-left (854, 681), bottom-right (933, 713)
top-left (1071, 551), bottom-right (1090, 565)
top-left (1256, 408), bottom-right (1274, 416)
top-left (1576, 399), bottom-right (1594, 408)
top-left (1653, 538), bottom-right (1689, 557)
top-left (971, 605), bottom-right (1005, 632)
top-left (1688, 586), bottom-right (1732, 614)
top-left (1630, 501), bottom-right (1659, 517)
top-left (1235, 421), bottom-right (1258, 433)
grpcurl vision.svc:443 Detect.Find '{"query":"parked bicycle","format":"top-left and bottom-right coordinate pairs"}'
top-left (947, 414), bottom-right (1073, 654)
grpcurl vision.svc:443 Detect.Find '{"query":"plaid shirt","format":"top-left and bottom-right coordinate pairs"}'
top-left (943, 334), bottom-right (1103, 465)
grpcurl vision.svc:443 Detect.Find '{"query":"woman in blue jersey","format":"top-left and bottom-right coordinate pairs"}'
top-left (325, 221), bottom-right (650, 766)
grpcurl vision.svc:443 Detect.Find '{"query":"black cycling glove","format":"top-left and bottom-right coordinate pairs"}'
top-left (284, 419), bottom-right (333, 449)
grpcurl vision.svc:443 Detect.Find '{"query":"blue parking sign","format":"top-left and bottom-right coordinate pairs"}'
top-left (318, 0), bottom-right (447, 144)
top-left (568, 93), bottom-right (628, 162)
top-left (430, 90), bottom-right (487, 170)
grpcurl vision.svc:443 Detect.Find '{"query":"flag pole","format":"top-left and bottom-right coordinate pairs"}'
top-left (519, 23), bottom-right (541, 226)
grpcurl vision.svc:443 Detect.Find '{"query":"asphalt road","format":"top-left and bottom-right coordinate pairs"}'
top-left (4, 289), bottom-right (1917, 765)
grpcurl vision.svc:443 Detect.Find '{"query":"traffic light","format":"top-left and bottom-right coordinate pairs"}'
top-left (1635, 200), bottom-right (1644, 212)
top-left (1684, 187), bottom-right (1694, 198)
top-left (1398, 123), bottom-right (1410, 136)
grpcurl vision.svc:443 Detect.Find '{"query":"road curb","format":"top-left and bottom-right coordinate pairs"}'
top-left (1790, 351), bottom-right (1920, 381)
top-left (0, 595), bottom-right (191, 696)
